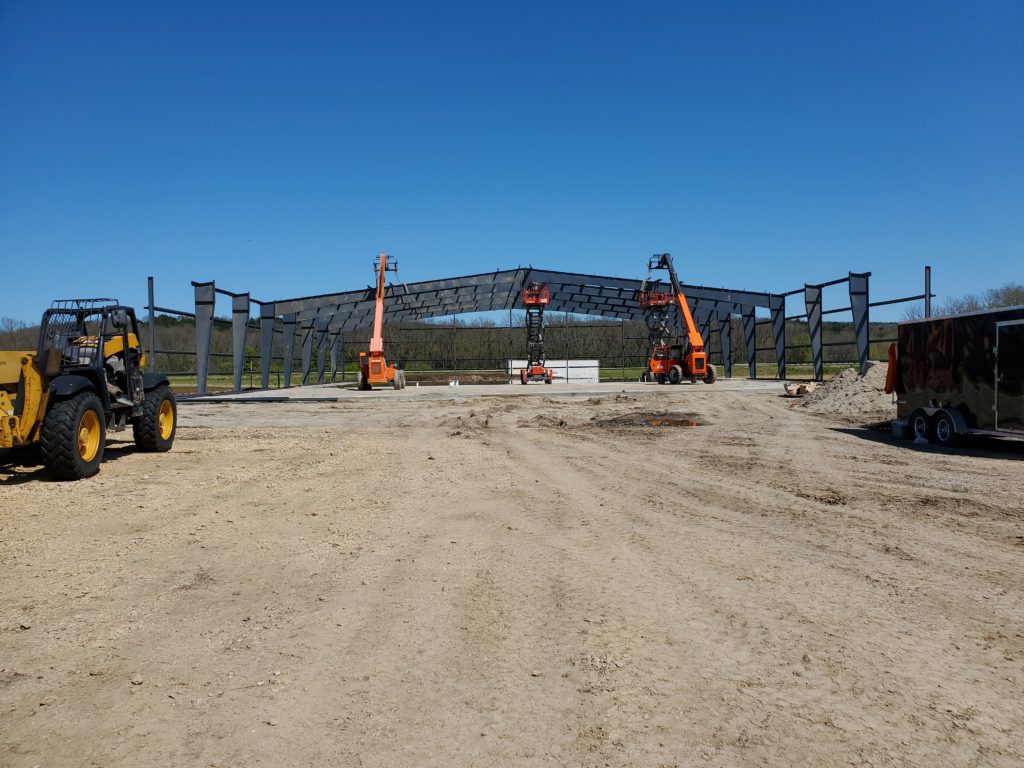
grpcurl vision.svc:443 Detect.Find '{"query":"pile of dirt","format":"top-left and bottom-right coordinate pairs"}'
top-left (796, 362), bottom-right (895, 423)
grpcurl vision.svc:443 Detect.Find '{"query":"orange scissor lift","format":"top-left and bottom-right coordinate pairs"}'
top-left (519, 282), bottom-right (554, 384)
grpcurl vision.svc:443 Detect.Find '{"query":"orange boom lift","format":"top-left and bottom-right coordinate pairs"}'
top-left (358, 254), bottom-right (406, 390)
top-left (639, 253), bottom-right (717, 385)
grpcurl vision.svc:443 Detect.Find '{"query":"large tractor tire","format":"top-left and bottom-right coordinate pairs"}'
top-left (393, 370), bottom-right (406, 390)
top-left (40, 391), bottom-right (106, 480)
top-left (134, 384), bottom-right (176, 452)
top-left (667, 365), bottom-right (683, 385)
top-left (357, 371), bottom-right (371, 391)
top-left (703, 363), bottom-right (717, 384)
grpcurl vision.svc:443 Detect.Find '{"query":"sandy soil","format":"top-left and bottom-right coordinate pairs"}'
top-left (1, 382), bottom-right (1022, 767)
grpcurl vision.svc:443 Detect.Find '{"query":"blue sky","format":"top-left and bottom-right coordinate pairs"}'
top-left (1, 1), bottom-right (1021, 322)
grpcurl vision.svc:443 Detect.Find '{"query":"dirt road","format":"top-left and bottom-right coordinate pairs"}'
top-left (1, 382), bottom-right (1022, 767)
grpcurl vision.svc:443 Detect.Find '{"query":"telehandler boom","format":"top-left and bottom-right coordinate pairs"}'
top-left (357, 254), bottom-right (406, 390)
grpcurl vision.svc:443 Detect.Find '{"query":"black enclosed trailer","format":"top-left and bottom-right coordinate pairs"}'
top-left (894, 305), bottom-right (1024, 444)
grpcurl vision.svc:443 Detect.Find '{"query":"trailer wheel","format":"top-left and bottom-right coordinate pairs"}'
top-left (910, 409), bottom-right (932, 441)
top-left (933, 411), bottom-right (959, 447)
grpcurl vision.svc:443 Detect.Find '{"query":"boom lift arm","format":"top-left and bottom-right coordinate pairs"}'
top-left (358, 254), bottom-right (406, 390)
top-left (650, 253), bottom-right (705, 357)
top-left (639, 253), bottom-right (715, 384)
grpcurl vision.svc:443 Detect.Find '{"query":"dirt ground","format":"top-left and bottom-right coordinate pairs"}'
top-left (1, 381), bottom-right (1022, 767)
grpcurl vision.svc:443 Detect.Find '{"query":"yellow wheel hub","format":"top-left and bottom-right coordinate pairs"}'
top-left (158, 399), bottom-right (174, 440)
top-left (78, 410), bottom-right (101, 462)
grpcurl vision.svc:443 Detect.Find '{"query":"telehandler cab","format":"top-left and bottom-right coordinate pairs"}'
top-left (0, 299), bottom-right (176, 480)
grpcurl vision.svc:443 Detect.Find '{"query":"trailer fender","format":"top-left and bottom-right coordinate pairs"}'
top-left (49, 374), bottom-right (98, 400)
top-left (884, 343), bottom-right (897, 394)
top-left (142, 372), bottom-right (170, 390)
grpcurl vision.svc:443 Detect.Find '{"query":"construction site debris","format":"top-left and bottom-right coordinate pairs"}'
top-left (796, 362), bottom-right (895, 423)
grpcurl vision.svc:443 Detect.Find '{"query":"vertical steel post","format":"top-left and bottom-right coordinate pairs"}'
top-left (260, 302), bottom-right (275, 389)
top-left (770, 294), bottom-right (786, 380)
top-left (743, 305), bottom-right (757, 379)
top-left (147, 276), bottom-right (157, 372)
top-left (849, 272), bottom-right (870, 375)
top-left (282, 314), bottom-right (296, 388)
top-left (301, 320), bottom-right (313, 386)
top-left (804, 284), bottom-right (824, 381)
top-left (193, 281), bottom-right (215, 395)
top-left (330, 332), bottom-right (340, 382)
top-left (231, 293), bottom-right (250, 393)
top-left (315, 317), bottom-right (329, 384)
top-left (718, 310), bottom-right (732, 378)
top-left (924, 265), bottom-right (932, 318)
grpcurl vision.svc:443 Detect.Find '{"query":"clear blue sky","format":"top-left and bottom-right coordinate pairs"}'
top-left (2, 1), bottom-right (1021, 322)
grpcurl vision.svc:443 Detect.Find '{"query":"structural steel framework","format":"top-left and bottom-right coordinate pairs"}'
top-left (178, 265), bottom-right (929, 394)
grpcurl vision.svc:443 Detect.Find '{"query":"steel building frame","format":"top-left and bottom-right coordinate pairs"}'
top-left (181, 265), bottom-right (913, 394)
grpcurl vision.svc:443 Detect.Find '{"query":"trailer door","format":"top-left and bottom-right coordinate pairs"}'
top-left (995, 320), bottom-right (1024, 432)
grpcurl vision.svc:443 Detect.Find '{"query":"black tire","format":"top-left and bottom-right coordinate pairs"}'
top-left (40, 391), bottom-right (106, 480)
top-left (668, 365), bottom-right (683, 385)
top-left (703, 363), bottom-right (717, 384)
top-left (358, 371), bottom-right (371, 391)
top-left (133, 384), bottom-right (176, 452)
top-left (656, 373), bottom-right (666, 385)
top-left (910, 408), bottom-right (932, 441)
top-left (933, 410), bottom-right (959, 447)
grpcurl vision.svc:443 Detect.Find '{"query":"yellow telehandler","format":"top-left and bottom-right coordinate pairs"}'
top-left (1, 299), bottom-right (176, 480)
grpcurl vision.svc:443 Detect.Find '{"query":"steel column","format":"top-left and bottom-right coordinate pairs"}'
top-left (147, 276), bottom-right (157, 373)
top-left (804, 284), bottom-right (824, 381)
top-left (315, 317), bottom-right (330, 384)
top-left (743, 305), bottom-right (757, 379)
top-left (770, 294), bottom-right (786, 380)
top-left (282, 314), bottom-right (296, 388)
top-left (301, 320), bottom-right (313, 385)
top-left (260, 302), bottom-right (275, 389)
top-left (329, 333), bottom-right (340, 382)
top-left (231, 293), bottom-right (250, 393)
top-left (193, 281), bottom-right (215, 395)
top-left (718, 310), bottom-right (732, 378)
top-left (849, 272), bottom-right (870, 375)
top-left (924, 265), bottom-right (932, 318)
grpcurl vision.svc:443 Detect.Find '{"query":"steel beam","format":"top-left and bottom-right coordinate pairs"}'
top-left (300, 320), bottom-right (313, 386)
top-left (193, 281), bottom-right (215, 395)
top-left (231, 293), bottom-right (250, 393)
top-left (770, 294), bottom-right (786, 380)
top-left (743, 305), bottom-right (757, 379)
top-left (329, 333), bottom-right (340, 383)
top-left (315, 317), bottom-right (330, 384)
top-left (849, 272), bottom-right (870, 375)
top-left (282, 314), bottom-right (296, 388)
top-left (260, 302), bottom-right (275, 389)
top-left (718, 310), bottom-right (732, 378)
top-left (804, 284), bottom-right (824, 382)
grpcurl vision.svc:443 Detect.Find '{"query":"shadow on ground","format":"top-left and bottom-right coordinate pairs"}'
top-left (832, 426), bottom-right (1024, 461)
top-left (0, 441), bottom-right (138, 485)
